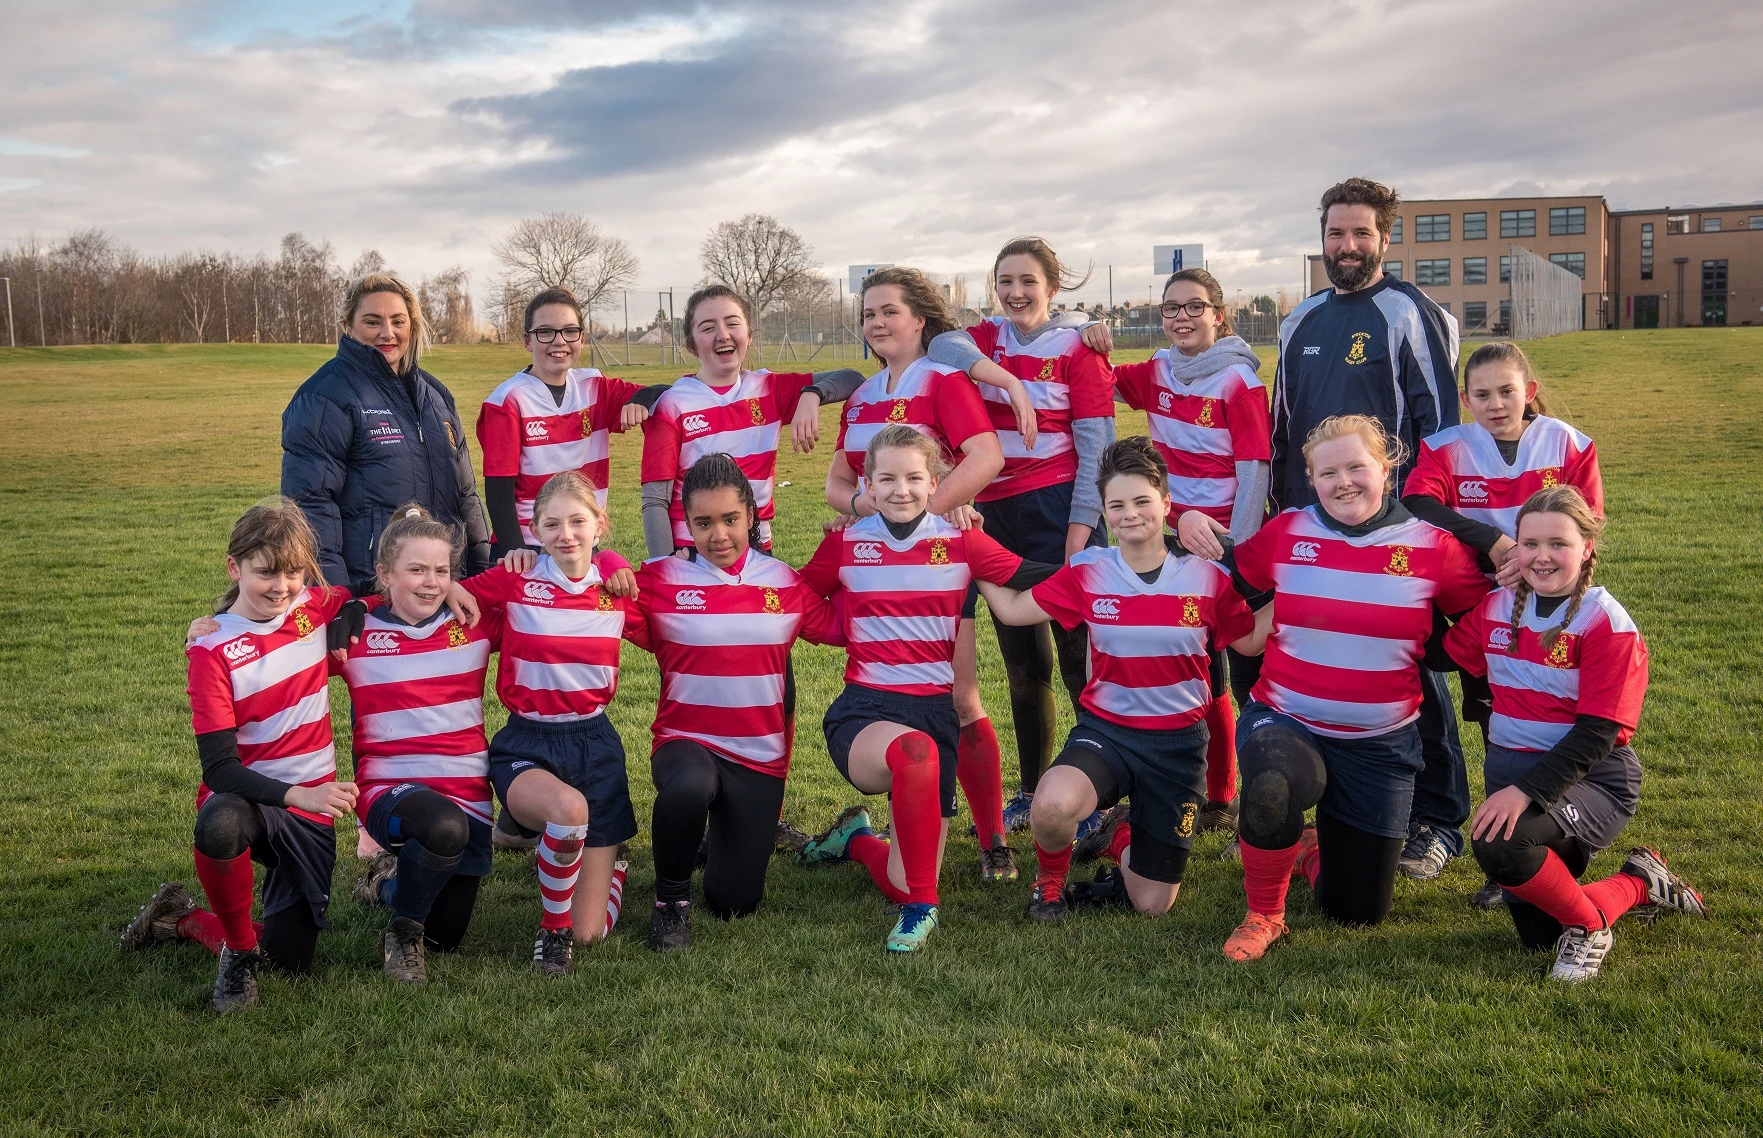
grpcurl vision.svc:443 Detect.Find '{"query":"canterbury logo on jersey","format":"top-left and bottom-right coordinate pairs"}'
top-left (681, 414), bottom-right (711, 435)
top-left (523, 581), bottom-right (555, 603)
top-left (847, 404), bottom-right (861, 421)
top-left (1291, 541), bottom-right (1322, 562)
top-left (365, 631), bottom-right (400, 652)
top-left (852, 543), bottom-right (884, 562)
top-left (674, 589), bottom-right (706, 609)
top-left (1489, 626), bottom-right (1513, 651)
top-left (1157, 390), bottom-right (1174, 411)
top-left (1457, 479), bottom-right (1490, 502)
top-left (1091, 597), bottom-right (1120, 619)
top-left (525, 420), bottom-right (549, 439)
top-left (221, 637), bottom-right (258, 664)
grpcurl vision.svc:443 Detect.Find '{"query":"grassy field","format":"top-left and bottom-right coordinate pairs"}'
top-left (1, 330), bottom-right (1759, 1136)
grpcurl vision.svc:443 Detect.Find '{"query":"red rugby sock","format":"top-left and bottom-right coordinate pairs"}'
top-left (1581, 870), bottom-right (1650, 926)
top-left (1239, 839), bottom-right (1300, 919)
top-left (848, 833), bottom-right (909, 904)
top-left (886, 732), bottom-right (943, 905)
top-left (1203, 695), bottom-right (1238, 804)
top-left (956, 718), bottom-right (1006, 847)
top-left (1106, 820), bottom-right (1132, 863)
top-left (192, 849), bottom-right (259, 951)
top-left (1034, 841), bottom-right (1073, 893)
top-left (1502, 849), bottom-right (1606, 930)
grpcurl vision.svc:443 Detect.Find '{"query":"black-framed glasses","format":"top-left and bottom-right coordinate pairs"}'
top-left (1160, 300), bottom-right (1216, 319)
top-left (529, 326), bottom-right (584, 343)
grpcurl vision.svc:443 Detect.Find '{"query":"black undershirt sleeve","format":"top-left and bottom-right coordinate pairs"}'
top-left (1403, 493), bottom-right (1506, 560)
top-left (197, 730), bottom-right (291, 807)
top-left (1004, 558), bottom-right (1062, 590)
top-left (485, 476), bottom-right (531, 556)
top-left (1515, 715), bottom-right (1624, 807)
top-left (631, 384), bottom-right (668, 410)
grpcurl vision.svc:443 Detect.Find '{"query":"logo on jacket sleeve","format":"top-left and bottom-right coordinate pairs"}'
top-left (889, 399), bottom-right (908, 423)
top-left (1291, 541), bottom-right (1322, 563)
top-left (1345, 332), bottom-right (1370, 365)
top-left (523, 580), bottom-right (555, 604)
top-left (1180, 597), bottom-right (1202, 626)
top-left (675, 589), bottom-right (707, 609)
top-left (1384, 545), bottom-right (1413, 576)
top-left (928, 539), bottom-right (949, 566)
top-left (763, 588), bottom-right (782, 614)
top-left (222, 637), bottom-right (259, 665)
top-left (1091, 597), bottom-right (1120, 619)
top-left (293, 609), bottom-right (315, 638)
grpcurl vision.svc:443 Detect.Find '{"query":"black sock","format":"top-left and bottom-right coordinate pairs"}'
top-left (392, 838), bottom-right (462, 924)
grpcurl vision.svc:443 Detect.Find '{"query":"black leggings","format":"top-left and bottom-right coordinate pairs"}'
top-left (382, 788), bottom-right (481, 951)
top-left (192, 797), bottom-right (322, 974)
top-left (1237, 723), bottom-right (1404, 927)
top-left (650, 740), bottom-right (788, 919)
top-left (1471, 803), bottom-right (1590, 951)
top-left (992, 617), bottom-right (1088, 793)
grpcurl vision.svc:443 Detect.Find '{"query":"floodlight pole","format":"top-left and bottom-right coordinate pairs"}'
top-left (36, 271), bottom-right (46, 346)
top-left (1, 277), bottom-right (13, 347)
top-left (623, 290), bottom-right (630, 365)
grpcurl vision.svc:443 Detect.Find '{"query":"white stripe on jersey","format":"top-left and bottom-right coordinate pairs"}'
top-left (1150, 413), bottom-right (1235, 457)
top-left (363, 752), bottom-right (491, 780)
top-left (1489, 713), bottom-right (1572, 753)
top-left (666, 729), bottom-right (787, 765)
top-left (1487, 654), bottom-right (1582, 700)
top-left (236, 689), bottom-right (330, 747)
top-left (1276, 562), bottom-right (1436, 608)
top-left (1166, 474), bottom-right (1235, 510)
top-left (848, 614), bottom-right (959, 643)
top-left (226, 633), bottom-right (326, 700)
top-left (245, 745), bottom-right (336, 787)
top-left (838, 563), bottom-right (970, 593)
top-left (1274, 624), bottom-right (1415, 674)
top-left (1088, 677), bottom-right (1212, 722)
top-left (650, 611), bottom-right (798, 647)
top-left (512, 659), bottom-right (618, 694)
top-left (505, 605), bottom-right (626, 639)
top-left (664, 671), bottom-right (785, 709)
top-left (856, 659), bottom-right (956, 689)
top-left (1258, 677), bottom-right (1416, 735)
top-left (347, 641), bottom-right (493, 687)
top-left (1088, 622), bottom-right (1210, 660)
top-left (358, 699), bottom-right (484, 744)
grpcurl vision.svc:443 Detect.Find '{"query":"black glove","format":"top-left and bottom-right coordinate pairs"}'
top-left (327, 599), bottom-right (368, 652)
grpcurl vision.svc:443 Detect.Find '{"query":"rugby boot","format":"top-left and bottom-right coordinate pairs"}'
top-left (211, 945), bottom-right (267, 1013)
top-left (120, 882), bottom-right (197, 950)
top-left (382, 916), bottom-right (428, 984)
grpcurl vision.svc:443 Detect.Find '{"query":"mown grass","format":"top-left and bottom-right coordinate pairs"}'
top-left (0, 331), bottom-right (1759, 1136)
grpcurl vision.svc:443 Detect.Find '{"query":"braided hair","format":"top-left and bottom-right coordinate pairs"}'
top-left (681, 452), bottom-right (763, 552)
top-left (1509, 486), bottom-right (1603, 652)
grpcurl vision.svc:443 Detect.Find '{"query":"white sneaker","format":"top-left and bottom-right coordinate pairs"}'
top-left (1549, 925), bottom-right (1614, 982)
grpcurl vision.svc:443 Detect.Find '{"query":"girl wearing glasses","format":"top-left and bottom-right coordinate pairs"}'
top-left (1096, 268), bottom-right (1271, 837)
top-left (476, 288), bottom-right (671, 555)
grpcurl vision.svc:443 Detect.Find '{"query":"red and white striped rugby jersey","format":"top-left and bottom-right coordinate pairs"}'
top-left (477, 368), bottom-right (645, 546)
top-left (639, 370), bottom-right (816, 550)
top-left (186, 586), bottom-right (350, 825)
top-left (1403, 417), bottom-right (1603, 537)
top-left (1234, 508), bottom-right (1488, 738)
top-left (833, 357), bottom-right (994, 479)
top-left (800, 513), bottom-right (1022, 697)
top-left (1445, 586), bottom-right (1647, 753)
top-left (627, 551), bottom-right (839, 775)
top-left (965, 317), bottom-right (1115, 501)
top-left (1113, 352), bottom-right (1271, 524)
top-left (461, 554), bottom-right (631, 723)
top-left (339, 606), bottom-right (498, 824)
top-left (1032, 547), bottom-right (1256, 731)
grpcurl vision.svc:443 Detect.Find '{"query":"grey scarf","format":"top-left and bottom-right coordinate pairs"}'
top-left (1166, 335), bottom-right (1261, 384)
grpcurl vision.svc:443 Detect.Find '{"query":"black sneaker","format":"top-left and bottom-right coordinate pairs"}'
top-left (531, 926), bottom-right (574, 975)
top-left (354, 850), bottom-right (398, 907)
top-left (1073, 804), bottom-right (1128, 863)
top-left (1619, 848), bottom-right (1708, 919)
top-left (382, 915), bottom-right (428, 984)
top-left (211, 945), bottom-right (267, 1013)
top-left (1397, 826), bottom-right (1451, 881)
top-left (1026, 880), bottom-right (1068, 923)
top-left (648, 900), bottom-right (693, 952)
top-left (121, 882), bottom-right (197, 950)
top-left (773, 819), bottom-right (812, 856)
top-left (979, 837), bottom-right (1019, 882)
top-left (1197, 797), bottom-right (1240, 834)
top-left (1469, 878), bottom-right (1507, 910)
top-left (1064, 866), bottom-right (1132, 908)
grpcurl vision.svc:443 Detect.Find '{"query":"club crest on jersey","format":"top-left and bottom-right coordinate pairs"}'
top-left (763, 588), bottom-right (782, 614)
top-left (1384, 545), bottom-right (1413, 576)
top-left (1546, 633), bottom-right (1575, 668)
top-left (1197, 399), bottom-right (1216, 428)
top-left (445, 420), bottom-right (457, 447)
top-left (1091, 597), bottom-right (1120, 620)
top-left (1345, 332), bottom-right (1370, 365)
top-left (888, 399), bottom-right (908, 423)
top-left (1035, 358), bottom-right (1057, 382)
top-left (1180, 597), bottom-right (1202, 626)
top-left (1489, 625), bottom-right (1513, 651)
top-left (1291, 541), bottom-right (1322, 563)
top-left (365, 630), bottom-right (400, 652)
top-left (447, 619), bottom-right (469, 648)
top-left (523, 580), bottom-right (555, 604)
top-left (928, 539), bottom-right (949, 566)
top-left (597, 589), bottom-right (616, 611)
top-left (293, 608), bottom-right (315, 638)
top-left (221, 637), bottom-right (258, 665)
top-left (1176, 801), bottom-right (1197, 839)
top-left (1539, 467), bottom-right (1561, 489)
top-left (581, 409), bottom-right (593, 434)
top-left (748, 397), bottom-right (765, 425)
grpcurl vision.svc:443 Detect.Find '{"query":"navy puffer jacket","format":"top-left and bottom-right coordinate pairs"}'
top-left (281, 335), bottom-right (492, 587)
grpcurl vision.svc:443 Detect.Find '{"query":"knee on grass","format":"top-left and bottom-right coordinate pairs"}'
top-left (193, 793), bottom-right (256, 861)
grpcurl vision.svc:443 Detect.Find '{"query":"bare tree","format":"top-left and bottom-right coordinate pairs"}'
top-left (493, 213), bottom-right (638, 315)
top-left (699, 214), bottom-right (817, 318)
top-left (349, 249), bottom-right (388, 279)
top-left (173, 253), bottom-right (226, 342)
top-left (419, 266), bottom-right (475, 344)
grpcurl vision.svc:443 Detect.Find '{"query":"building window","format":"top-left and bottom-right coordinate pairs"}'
top-left (1415, 259), bottom-right (1451, 286)
top-left (1640, 223), bottom-right (1654, 280)
top-left (1666, 214), bottom-right (1690, 234)
top-left (1702, 216), bottom-right (1722, 232)
top-left (1549, 206), bottom-right (1587, 236)
top-left (1549, 252), bottom-right (1587, 279)
top-left (1499, 255), bottom-right (1512, 283)
top-left (1703, 260), bottom-right (1728, 325)
top-left (1499, 299), bottom-right (1511, 327)
top-left (1500, 209), bottom-right (1536, 238)
top-left (1751, 216), bottom-right (1763, 230)
top-left (1387, 217), bottom-right (1402, 243)
top-left (1463, 212), bottom-right (1487, 241)
top-left (1464, 301), bottom-right (1488, 330)
top-left (1463, 257), bottom-right (1487, 285)
top-left (1382, 261), bottom-right (1403, 280)
top-left (1415, 214), bottom-right (1450, 242)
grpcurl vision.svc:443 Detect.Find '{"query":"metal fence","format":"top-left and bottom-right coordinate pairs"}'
top-left (1508, 243), bottom-right (1585, 340)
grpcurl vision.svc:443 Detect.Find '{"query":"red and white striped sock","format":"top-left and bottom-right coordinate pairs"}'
top-left (537, 823), bottom-right (589, 931)
top-left (604, 860), bottom-right (629, 934)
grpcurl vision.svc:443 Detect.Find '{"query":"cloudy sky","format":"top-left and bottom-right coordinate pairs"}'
top-left (4, 0), bottom-right (1760, 308)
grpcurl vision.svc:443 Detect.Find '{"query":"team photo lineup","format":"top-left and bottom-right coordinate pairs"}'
top-left (121, 175), bottom-right (1715, 1015)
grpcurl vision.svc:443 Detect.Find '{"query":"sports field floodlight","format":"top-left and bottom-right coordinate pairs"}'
top-left (1153, 244), bottom-right (1204, 275)
top-left (1, 277), bottom-right (13, 347)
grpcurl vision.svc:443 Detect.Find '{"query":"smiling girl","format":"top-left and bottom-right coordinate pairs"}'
top-left (123, 498), bottom-right (357, 1013)
top-left (1445, 487), bottom-right (1705, 981)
